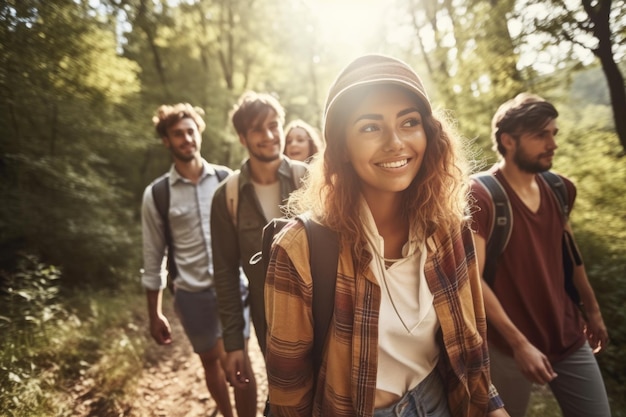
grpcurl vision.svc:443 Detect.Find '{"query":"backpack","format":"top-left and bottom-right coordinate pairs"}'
top-left (472, 170), bottom-right (584, 306)
top-left (259, 216), bottom-right (339, 373)
top-left (255, 215), bottom-right (339, 417)
top-left (151, 167), bottom-right (230, 291)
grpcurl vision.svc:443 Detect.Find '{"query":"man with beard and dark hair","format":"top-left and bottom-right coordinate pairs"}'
top-left (469, 93), bottom-right (611, 417)
top-left (210, 91), bottom-right (307, 413)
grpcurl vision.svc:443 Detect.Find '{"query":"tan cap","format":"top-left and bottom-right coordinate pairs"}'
top-left (323, 54), bottom-right (431, 143)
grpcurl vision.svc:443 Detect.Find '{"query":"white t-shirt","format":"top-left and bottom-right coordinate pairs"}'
top-left (360, 199), bottom-right (440, 396)
top-left (252, 180), bottom-right (282, 221)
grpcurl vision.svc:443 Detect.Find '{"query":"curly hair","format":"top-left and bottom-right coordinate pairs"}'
top-left (153, 103), bottom-right (206, 138)
top-left (286, 87), bottom-right (470, 257)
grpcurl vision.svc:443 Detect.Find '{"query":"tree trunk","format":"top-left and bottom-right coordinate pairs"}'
top-left (596, 49), bottom-right (626, 154)
top-left (137, 0), bottom-right (170, 99)
top-left (583, 1), bottom-right (626, 156)
top-left (585, 0), bottom-right (626, 154)
top-left (217, 0), bottom-right (235, 90)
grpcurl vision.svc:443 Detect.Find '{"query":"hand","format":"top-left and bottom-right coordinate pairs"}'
top-left (512, 341), bottom-right (557, 385)
top-left (149, 313), bottom-right (172, 345)
top-left (584, 310), bottom-right (609, 353)
top-left (488, 407), bottom-right (511, 417)
top-left (224, 349), bottom-right (251, 389)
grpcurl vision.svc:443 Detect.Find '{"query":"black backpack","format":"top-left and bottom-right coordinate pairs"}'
top-left (472, 170), bottom-right (584, 306)
top-left (253, 216), bottom-right (339, 417)
top-left (253, 215), bottom-right (339, 375)
top-left (151, 167), bottom-right (230, 291)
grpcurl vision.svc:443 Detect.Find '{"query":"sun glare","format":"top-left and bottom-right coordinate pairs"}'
top-left (308, 0), bottom-right (392, 56)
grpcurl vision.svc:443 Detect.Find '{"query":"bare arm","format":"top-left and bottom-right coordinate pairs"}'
top-left (565, 223), bottom-right (609, 353)
top-left (146, 289), bottom-right (172, 345)
top-left (141, 186), bottom-right (172, 346)
top-left (474, 233), bottom-right (557, 384)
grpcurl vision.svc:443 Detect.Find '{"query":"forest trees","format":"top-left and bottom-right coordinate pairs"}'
top-left (397, 0), bottom-right (626, 155)
top-left (0, 0), bottom-right (142, 286)
top-left (110, 0), bottom-right (327, 169)
top-left (400, 0), bottom-right (527, 141)
top-left (1, 0), bottom-right (624, 294)
top-left (0, 0), bottom-right (333, 290)
top-left (518, 0), bottom-right (626, 154)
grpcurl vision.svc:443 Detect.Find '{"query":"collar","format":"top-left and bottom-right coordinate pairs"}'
top-left (359, 198), bottom-right (422, 259)
top-left (168, 158), bottom-right (214, 185)
top-left (238, 157), bottom-right (292, 189)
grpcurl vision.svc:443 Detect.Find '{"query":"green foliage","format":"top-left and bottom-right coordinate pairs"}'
top-left (513, 0), bottom-right (626, 153)
top-left (0, 152), bottom-right (139, 288)
top-left (0, 254), bottom-right (149, 416)
top-left (0, 254), bottom-right (67, 415)
top-left (548, 101), bottom-right (626, 415)
top-left (0, 0), bottom-right (145, 287)
top-left (0, 254), bottom-right (63, 366)
top-left (116, 0), bottom-right (339, 172)
top-left (527, 385), bottom-right (563, 417)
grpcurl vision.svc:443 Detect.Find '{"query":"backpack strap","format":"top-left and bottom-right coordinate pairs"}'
top-left (215, 167), bottom-right (230, 183)
top-left (257, 215), bottom-right (339, 378)
top-left (539, 172), bottom-right (585, 309)
top-left (474, 170), bottom-right (583, 305)
top-left (224, 170), bottom-right (240, 227)
top-left (471, 173), bottom-right (512, 287)
top-left (225, 162), bottom-right (307, 229)
top-left (299, 215), bottom-right (339, 375)
top-left (152, 168), bottom-right (230, 290)
top-left (291, 163), bottom-right (308, 188)
top-left (539, 171), bottom-right (569, 220)
top-left (258, 218), bottom-right (288, 273)
top-left (151, 176), bottom-right (177, 290)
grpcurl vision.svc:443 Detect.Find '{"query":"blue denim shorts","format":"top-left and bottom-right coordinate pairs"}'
top-left (373, 370), bottom-right (451, 417)
top-left (174, 286), bottom-right (250, 353)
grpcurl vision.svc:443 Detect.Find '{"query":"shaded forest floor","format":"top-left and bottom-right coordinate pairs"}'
top-left (70, 298), bottom-right (269, 417)
top-left (123, 322), bottom-right (267, 417)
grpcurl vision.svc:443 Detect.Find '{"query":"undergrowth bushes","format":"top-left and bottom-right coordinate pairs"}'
top-left (0, 253), bottom-right (148, 417)
top-left (0, 254), bottom-right (65, 414)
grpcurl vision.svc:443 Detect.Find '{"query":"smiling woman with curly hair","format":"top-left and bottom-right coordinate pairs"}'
top-left (264, 54), bottom-right (509, 417)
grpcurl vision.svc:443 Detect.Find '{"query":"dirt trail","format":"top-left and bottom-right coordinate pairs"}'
top-left (121, 300), bottom-right (268, 417)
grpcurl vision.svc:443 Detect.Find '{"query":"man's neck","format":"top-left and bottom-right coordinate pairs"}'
top-left (499, 160), bottom-right (537, 192)
top-left (174, 156), bottom-right (204, 184)
top-left (247, 157), bottom-right (282, 184)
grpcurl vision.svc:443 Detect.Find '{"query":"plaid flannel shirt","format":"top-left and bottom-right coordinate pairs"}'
top-left (265, 221), bottom-right (504, 417)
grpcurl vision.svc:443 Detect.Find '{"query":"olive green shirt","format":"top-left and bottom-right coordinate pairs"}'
top-left (211, 157), bottom-right (306, 353)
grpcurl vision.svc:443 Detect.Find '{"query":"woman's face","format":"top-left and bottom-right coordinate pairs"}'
top-left (285, 127), bottom-right (312, 161)
top-left (344, 86), bottom-right (427, 201)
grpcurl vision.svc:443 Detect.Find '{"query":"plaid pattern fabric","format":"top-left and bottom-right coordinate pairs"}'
top-left (265, 221), bottom-right (504, 417)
